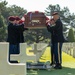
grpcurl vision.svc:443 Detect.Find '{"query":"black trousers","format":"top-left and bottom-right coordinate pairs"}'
top-left (8, 43), bottom-right (20, 63)
top-left (50, 42), bottom-right (63, 64)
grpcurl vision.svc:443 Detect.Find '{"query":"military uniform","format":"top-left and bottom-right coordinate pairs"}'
top-left (47, 18), bottom-right (65, 69)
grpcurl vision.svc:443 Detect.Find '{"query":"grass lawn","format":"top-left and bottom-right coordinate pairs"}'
top-left (27, 47), bottom-right (75, 75)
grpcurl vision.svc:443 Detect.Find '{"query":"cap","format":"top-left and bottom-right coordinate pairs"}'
top-left (8, 16), bottom-right (15, 21)
top-left (52, 12), bottom-right (58, 16)
top-left (15, 16), bottom-right (21, 21)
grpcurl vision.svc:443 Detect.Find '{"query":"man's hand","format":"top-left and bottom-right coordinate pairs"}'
top-left (46, 20), bottom-right (51, 26)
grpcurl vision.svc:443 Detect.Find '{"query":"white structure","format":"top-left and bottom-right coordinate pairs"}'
top-left (29, 43), bottom-right (48, 61)
top-left (0, 42), bottom-right (26, 75)
top-left (11, 43), bottom-right (48, 63)
top-left (11, 43), bottom-right (36, 63)
top-left (62, 42), bottom-right (75, 58)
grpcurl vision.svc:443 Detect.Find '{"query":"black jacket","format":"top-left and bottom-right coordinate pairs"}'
top-left (16, 24), bottom-right (28, 43)
top-left (47, 18), bottom-right (65, 43)
top-left (7, 22), bottom-right (27, 44)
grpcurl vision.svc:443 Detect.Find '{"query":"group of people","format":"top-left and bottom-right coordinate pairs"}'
top-left (7, 12), bottom-right (65, 69)
top-left (46, 12), bottom-right (66, 69)
top-left (7, 16), bottom-right (28, 63)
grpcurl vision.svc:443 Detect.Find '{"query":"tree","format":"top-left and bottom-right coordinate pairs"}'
top-left (1, 4), bottom-right (27, 25)
top-left (24, 29), bottom-right (51, 43)
top-left (67, 28), bottom-right (75, 42)
top-left (45, 4), bottom-right (61, 17)
top-left (0, 13), bottom-right (6, 41)
top-left (0, 0), bottom-right (8, 14)
top-left (6, 5), bottom-right (27, 18)
top-left (0, 1), bottom-right (27, 24)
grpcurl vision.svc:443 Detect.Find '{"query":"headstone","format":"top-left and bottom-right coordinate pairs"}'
top-left (0, 42), bottom-right (26, 75)
top-left (73, 43), bottom-right (75, 58)
top-left (29, 43), bottom-right (48, 61)
top-left (11, 43), bottom-right (36, 63)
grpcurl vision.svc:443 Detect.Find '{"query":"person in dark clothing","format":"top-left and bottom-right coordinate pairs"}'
top-left (15, 16), bottom-right (28, 51)
top-left (46, 12), bottom-right (65, 69)
top-left (47, 19), bottom-right (56, 67)
top-left (7, 16), bottom-right (28, 63)
top-left (15, 16), bottom-right (27, 43)
top-left (7, 16), bottom-right (19, 63)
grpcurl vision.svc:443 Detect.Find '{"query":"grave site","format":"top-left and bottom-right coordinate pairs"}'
top-left (0, 42), bottom-right (75, 75)
top-left (0, 11), bottom-right (75, 75)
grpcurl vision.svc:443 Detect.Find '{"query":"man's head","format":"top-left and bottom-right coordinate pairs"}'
top-left (52, 12), bottom-right (60, 21)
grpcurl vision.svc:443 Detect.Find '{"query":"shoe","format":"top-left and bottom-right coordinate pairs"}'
top-left (50, 63), bottom-right (53, 66)
top-left (54, 64), bottom-right (62, 69)
top-left (50, 63), bottom-right (55, 67)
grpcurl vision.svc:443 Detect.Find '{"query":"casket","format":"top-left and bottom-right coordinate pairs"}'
top-left (24, 11), bottom-right (47, 29)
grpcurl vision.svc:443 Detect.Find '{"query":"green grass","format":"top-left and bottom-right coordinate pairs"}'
top-left (27, 47), bottom-right (75, 75)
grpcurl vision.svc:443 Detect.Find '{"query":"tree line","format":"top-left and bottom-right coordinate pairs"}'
top-left (0, 0), bottom-right (75, 43)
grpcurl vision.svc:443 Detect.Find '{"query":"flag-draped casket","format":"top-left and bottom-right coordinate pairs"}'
top-left (24, 11), bottom-right (49, 29)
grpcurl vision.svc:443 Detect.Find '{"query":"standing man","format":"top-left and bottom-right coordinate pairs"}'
top-left (7, 16), bottom-right (28, 63)
top-left (46, 12), bottom-right (65, 69)
top-left (7, 16), bottom-right (19, 63)
top-left (15, 16), bottom-right (28, 43)
top-left (15, 16), bottom-right (28, 54)
top-left (46, 18), bottom-right (56, 67)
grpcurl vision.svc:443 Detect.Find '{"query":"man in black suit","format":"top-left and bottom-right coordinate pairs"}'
top-left (7, 16), bottom-right (19, 63)
top-left (46, 12), bottom-right (65, 69)
top-left (7, 16), bottom-right (28, 63)
top-left (15, 16), bottom-right (28, 55)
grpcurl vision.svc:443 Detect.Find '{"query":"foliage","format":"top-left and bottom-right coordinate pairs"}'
top-left (0, 1), bottom-right (27, 24)
top-left (0, 0), bottom-right (8, 13)
top-left (45, 4), bottom-right (61, 16)
top-left (6, 5), bottom-right (27, 18)
top-left (67, 28), bottom-right (75, 42)
top-left (0, 13), bottom-right (6, 41)
top-left (24, 29), bottom-right (51, 43)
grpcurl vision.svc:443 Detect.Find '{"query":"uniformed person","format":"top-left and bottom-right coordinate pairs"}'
top-left (7, 16), bottom-right (28, 63)
top-left (15, 16), bottom-right (28, 55)
top-left (46, 18), bottom-right (55, 67)
top-left (46, 12), bottom-right (65, 69)
top-left (7, 16), bottom-right (18, 63)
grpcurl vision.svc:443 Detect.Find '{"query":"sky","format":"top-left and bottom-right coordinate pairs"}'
top-left (5, 0), bottom-right (75, 14)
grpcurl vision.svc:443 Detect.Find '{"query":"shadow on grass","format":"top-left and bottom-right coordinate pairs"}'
top-left (27, 67), bottom-right (75, 75)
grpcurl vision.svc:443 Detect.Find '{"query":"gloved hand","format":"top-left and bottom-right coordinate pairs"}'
top-left (46, 20), bottom-right (51, 26)
top-left (19, 20), bottom-right (25, 24)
